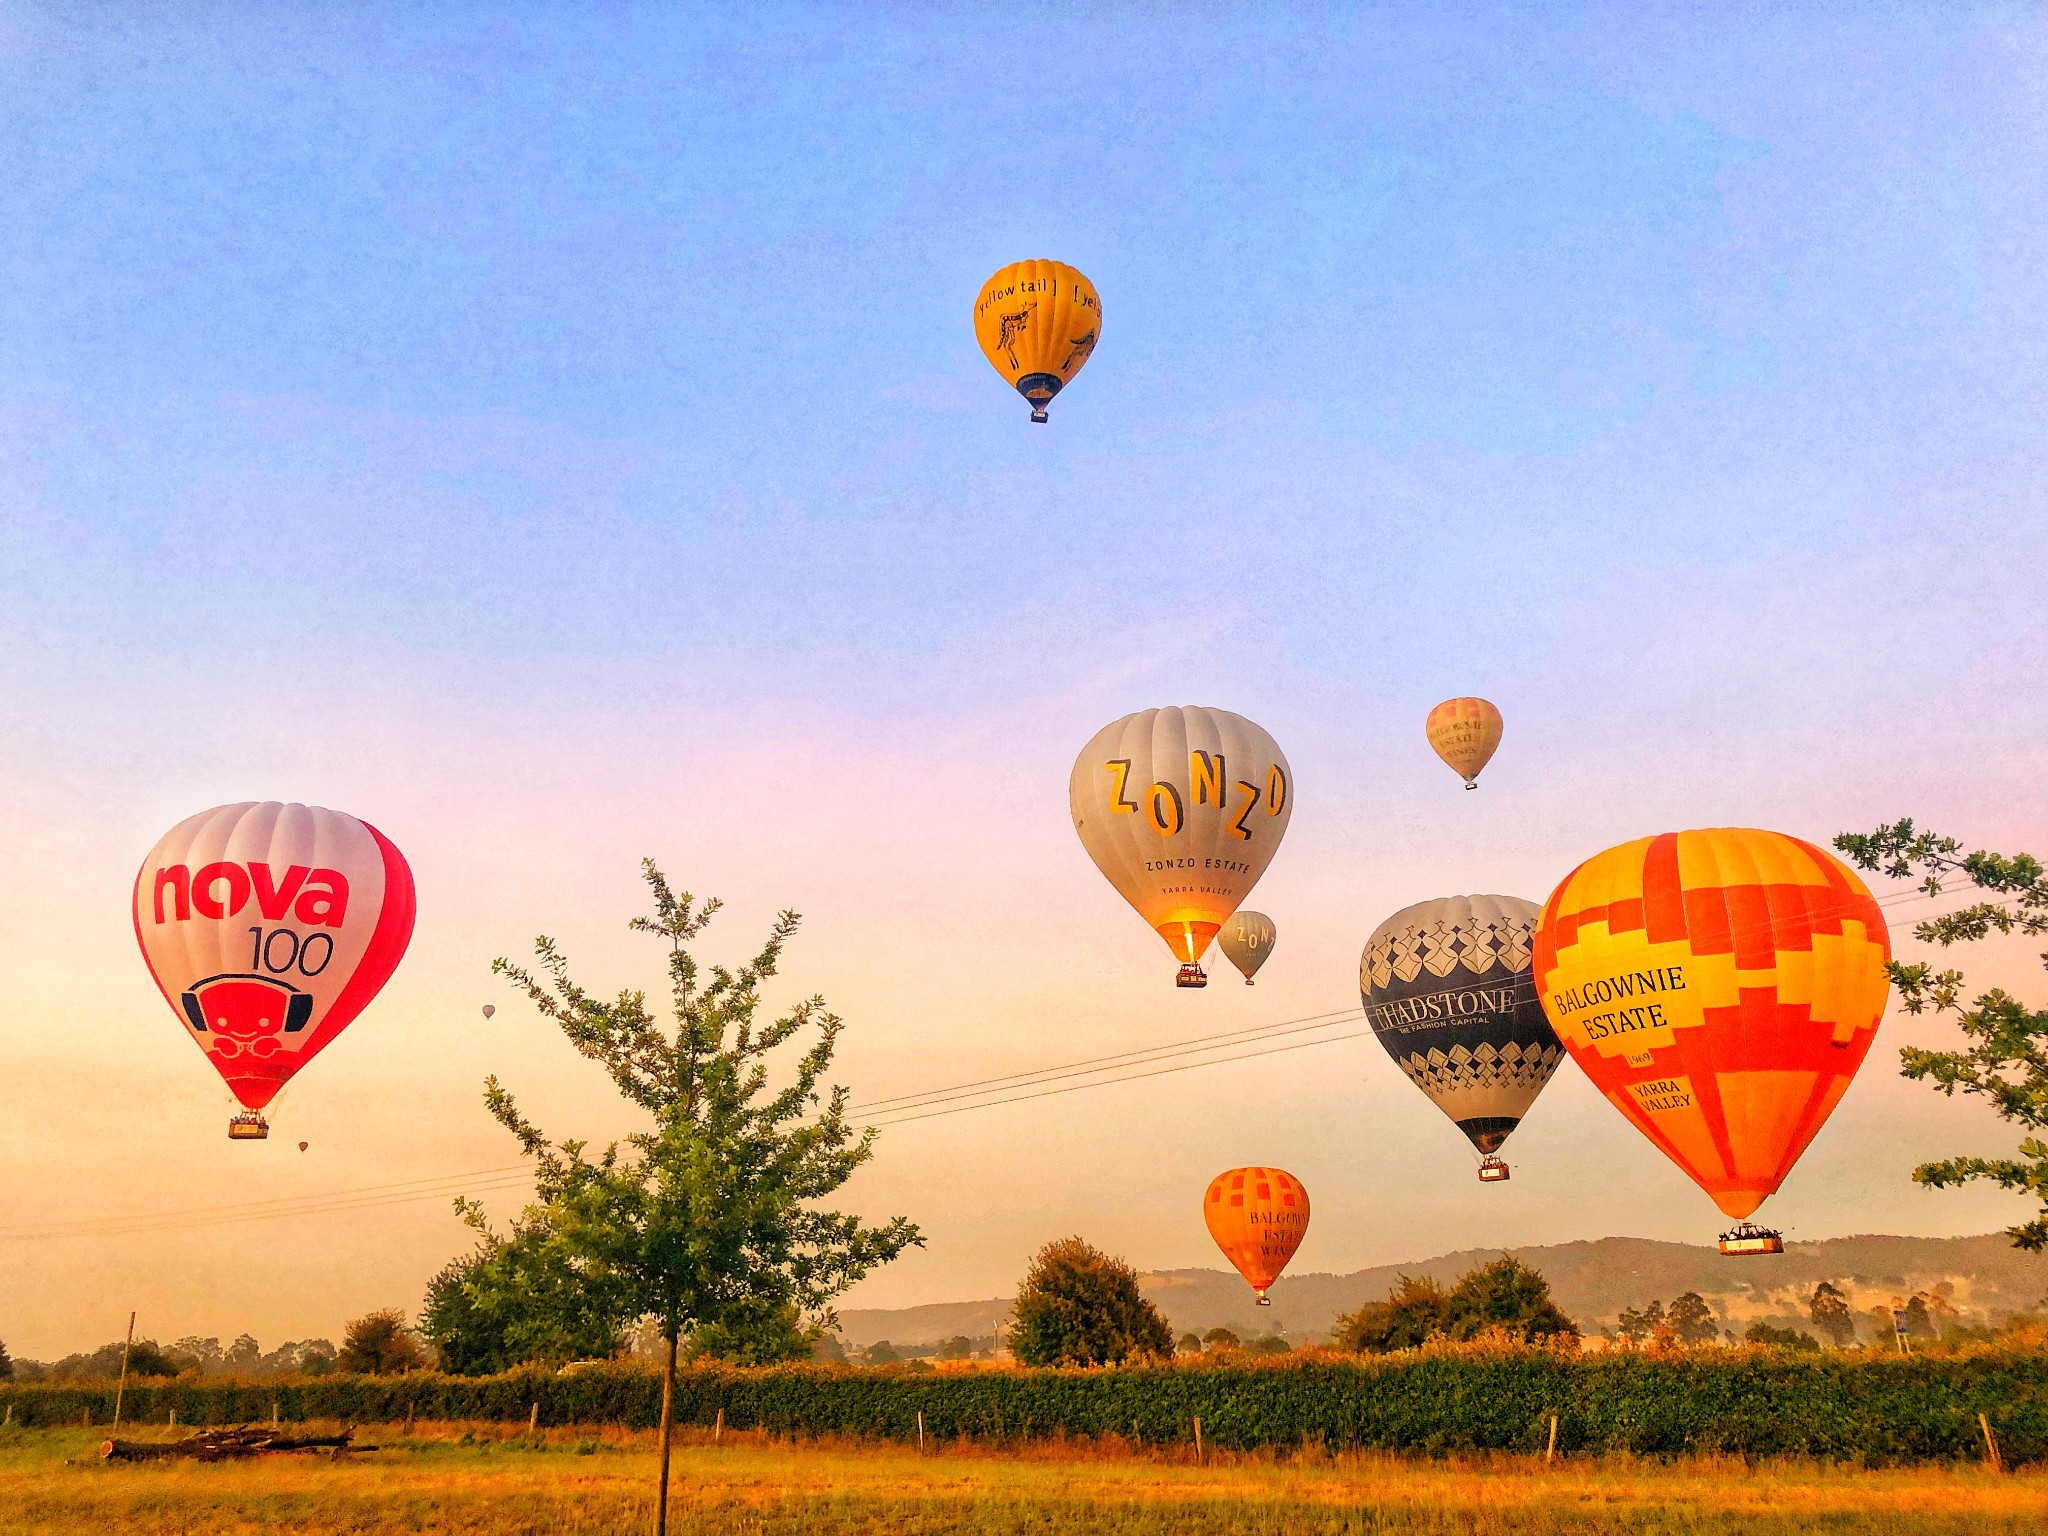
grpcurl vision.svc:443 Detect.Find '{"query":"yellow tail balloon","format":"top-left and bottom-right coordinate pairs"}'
top-left (974, 260), bottom-right (1101, 423)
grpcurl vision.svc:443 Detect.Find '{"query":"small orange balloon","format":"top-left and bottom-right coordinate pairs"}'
top-left (298, 1141), bottom-right (309, 1152)
top-left (1426, 697), bottom-right (1503, 789)
top-left (1202, 1166), bottom-right (1310, 1305)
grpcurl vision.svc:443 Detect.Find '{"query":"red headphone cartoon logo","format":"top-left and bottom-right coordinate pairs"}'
top-left (178, 973), bottom-right (316, 1059)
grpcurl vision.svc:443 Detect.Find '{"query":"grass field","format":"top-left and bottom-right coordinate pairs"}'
top-left (3, 1420), bottom-right (2044, 1535)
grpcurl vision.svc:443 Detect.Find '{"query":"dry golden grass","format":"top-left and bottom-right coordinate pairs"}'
top-left (3, 1419), bottom-right (2044, 1534)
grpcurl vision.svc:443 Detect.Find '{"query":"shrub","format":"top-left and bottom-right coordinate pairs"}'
top-left (1338, 1258), bottom-right (1577, 1353)
top-left (4, 1344), bottom-right (2045, 1464)
top-left (1007, 1238), bottom-right (1173, 1367)
top-left (1745, 1320), bottom-right (1821, 1351)
top-left (1201, 1328), bottom-right (1241, 1352)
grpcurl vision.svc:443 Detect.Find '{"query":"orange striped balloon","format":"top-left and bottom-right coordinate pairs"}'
top-left (1532, 828), bottom-right (1890, 1221)
top-left (1203, 1166), bottom-right (1309, 1304)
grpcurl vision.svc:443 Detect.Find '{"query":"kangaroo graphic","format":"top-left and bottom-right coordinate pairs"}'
top-left (1060, 329), bottom-right (1097, 375)
top-left (996, 304), bottom-right (1036, 369)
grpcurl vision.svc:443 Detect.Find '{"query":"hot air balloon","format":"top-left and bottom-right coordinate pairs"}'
top-left (298, 1141), bottom-right (309, 1152)
top-left (481, 1004), bottom-right (496, 1020)
top-left (974, 260), bottom-right (1101, 423)
top-left (1069, 707), bottom-right (1294, 986)
top-left (1218, 911), bottom-right (1276, 985)
top-left (1361, 895), bottom-right (1564, 1181)
top-left (1533, 828), bottom-right (1890, 1253)
top-left (1426, 698), bottom-right (1503, 789)
top-left (1203, 1167), bottom-right (1309, 1306)
top-left (132, 802), bottom-right (416, 1140)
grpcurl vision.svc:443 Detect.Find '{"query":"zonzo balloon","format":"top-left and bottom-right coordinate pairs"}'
top-left (1218, 911), bottom-right (1276, 985)
top-left (974, 260), bottom-right (1101, 422)
top-left (1069, 707), bottom-right (1293, 986)
top-left (1203, 1167), bottom-right (1310, 1305)
top-left (132, 802), bottom-right (416, 1140)
top-left (1533, 828), bottom-right (1890, 1246)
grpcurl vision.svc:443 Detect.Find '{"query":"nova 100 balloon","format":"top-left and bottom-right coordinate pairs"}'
top-left (1218, 911), bottom-right (1276, 985)
top-left (974, 260), bottom-right (1100, 422)
top-left (132, 802), bottom-right (416, 1140)
top-left (1426, 697), bottom-right (1503, 789)
top-left (1069, 707), bottom-right (1293, 986)
top-left (1203, 1167), bottom-right (1309, 1306)
top-left (1362, 894), bottom-right (1563, 1180)
top-left (1533, 828), bottom-right (1890, 1245)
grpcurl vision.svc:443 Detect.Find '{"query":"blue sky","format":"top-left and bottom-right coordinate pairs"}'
top-left (2, 3), bottom-right (2044, 1352)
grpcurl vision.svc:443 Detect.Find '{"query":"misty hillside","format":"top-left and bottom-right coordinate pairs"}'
top-left (830, 1233), bottom-right (2048, 1347)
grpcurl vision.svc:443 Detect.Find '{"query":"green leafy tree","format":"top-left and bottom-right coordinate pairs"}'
top-left (1176, 1331), bottom-right (1203, 1355)
top-left (1902, 1294), bottom-right (1937, 1340)
top-left (1809, 1281), bottom-right (1856, 1348)
top-left (338, 1310), bottom-right (430, 1375)
top-left (1616, 1299), bottom-right (1665, 1345)
top-left (1334, 1275), bottom-right (1449, 1353)
top-left (51, 1339), bottom-right (180, 1380)
top-left (1443, 1256), bottom-right (1579, 1344)
top-left (1006, 1237), bottom-right (1173, 1366)
top-left (0, 1338), bottom-right (13, 1380)
top-left (685, 1298), bottom-right (815, 1365)
top-left (477, 862), bottom-right (919, 1536)
top-left (1201, 1327), bottom-right (1241, 1352)
top-left (1667, 1291), bottom-right (1720, 1346)
top-left (1246, 1333), bottom-right (1291, 1355)
top-left (421, 1225), bottom-right (629, 1375)
top-left (937, 1335), bottom-right (974, 1361)
top-left (1835, 820), bottom-right (2048, 1248)
top-left (811, 1333), bottom-right (846, 1363)
top-left (1744, 1319), bottom-right (1820, 1351)
top-left (863, 1340), bottom-right (900, 1366)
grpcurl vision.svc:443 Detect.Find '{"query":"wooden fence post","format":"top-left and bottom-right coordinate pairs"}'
top-left (528, 1402), bottom-right (540, 1439)
top-left (1546, 1415), bottom-right (1559, 1465)
top-left (404, 1403), bottom-right (414, 1434)
top-left (917, 1410), bottom-right (925, 1453)
top-left (1194, 1415), bottom-right (1203, 1467)
top-left (715, 1407), bottom-right (723, 1445)
top-left (1980, 1412), bottom-right (2004, 1473)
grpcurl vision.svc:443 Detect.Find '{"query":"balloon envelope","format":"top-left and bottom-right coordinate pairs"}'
top-left (1426, 698), bottom-right (1503, 788)
top-left (1203, 1166), bottom-right (1309, 1302)
top-left (1362, 894), bottom-right (1563, 1156)
top-left (1533, 828), bottom-right (1890, 1220)
top-left (1218, 911), bottom-right (1276, 984)
top-left (1069, 707), bottom-right (1294, 971)
top-left (481, 1004), bottom-right (496, 1019)
top-left (133, 802), bottom-right (416, 1113)
top-left (974, 260), bottom-right (1101, 422)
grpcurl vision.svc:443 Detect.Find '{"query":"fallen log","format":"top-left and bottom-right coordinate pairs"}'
top-left (102, 1426), bottom-right (372, 1462)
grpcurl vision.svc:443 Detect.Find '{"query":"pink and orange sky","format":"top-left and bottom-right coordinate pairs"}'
top-left (3, 4), bottom-right (2044, 1360)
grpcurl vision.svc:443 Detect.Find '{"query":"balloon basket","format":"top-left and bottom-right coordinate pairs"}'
top-left (227, 1112), bottom-right (270, 1141)
top-left (1176, 963), bottom-right (1208, 988)
top-left (1717, 1222), bottom-right (1783, 1256)
top-left (1029, 407), bottom-right (1049, 423)
top-left (1477, 1157), bottom-right (1510, 1182)
top-left (1255, 1295), bottom-right (1271, 1308)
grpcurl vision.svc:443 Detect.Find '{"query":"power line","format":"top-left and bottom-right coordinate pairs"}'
top-left (2, 877), bottom-right (1990, 1243)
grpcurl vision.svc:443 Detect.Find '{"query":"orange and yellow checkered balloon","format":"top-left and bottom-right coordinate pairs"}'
top-left (1533, 828), bottom-right (1890, 1221)
top-left (1203, 1166), bottom-right (1309, 1304)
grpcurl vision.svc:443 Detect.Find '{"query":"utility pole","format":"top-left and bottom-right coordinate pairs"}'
top-left (112, 1313), bottom-right (137, 1434)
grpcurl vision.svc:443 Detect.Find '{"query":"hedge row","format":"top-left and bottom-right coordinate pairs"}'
top-left (7, 1348), bottom-right (2045, 1465)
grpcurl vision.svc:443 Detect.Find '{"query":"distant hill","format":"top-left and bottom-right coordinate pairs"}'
top-left (829, 1233), bottom-right (2047, 1348)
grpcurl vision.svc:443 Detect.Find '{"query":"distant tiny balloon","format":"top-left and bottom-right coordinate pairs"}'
top-left (298, 1141), bottom-right (309, 1152)
top-left (481, 1004), bottom-right (496, 1019)
top-left (1426, 697), bottom-right (1503, 789)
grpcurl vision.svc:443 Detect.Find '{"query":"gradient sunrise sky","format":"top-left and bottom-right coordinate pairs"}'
top-left (2, 3), bottom-right (2043, 1360)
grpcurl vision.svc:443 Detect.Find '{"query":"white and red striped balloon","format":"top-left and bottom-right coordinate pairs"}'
top-left (132, 802), bottom-right (415, 1115)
